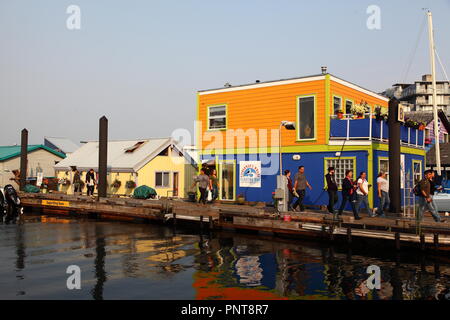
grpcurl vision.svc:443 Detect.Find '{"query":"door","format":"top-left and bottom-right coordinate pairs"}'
top-left (219, 161), bottom-right (235, 201)
top-left (173, 172), bottom-right (179, 197)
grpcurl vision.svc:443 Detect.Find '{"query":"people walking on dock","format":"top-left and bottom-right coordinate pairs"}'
top-left (192, 169), bottom-right (210, 205)
top-left (338, 170), bottom-right (361, 220)
top-left (292, 166), bottom-right (312, 212)
top-left (429, 171), bottom-right (443, 213)
top-left (417, 170), bottom-right (445, 223)
top-left (209, 169), bottom-right (219, 202)
top-left (355, 172), bottom-right (373, 217)
top-left (72, 168), bottom-right (82, 193)
top-left (325, 167), bottom-right (338, 215)
top-left (86, 169), bottom-right (96, 196)
top-left (376, 172), bottom-right (389, 218)
top-left (284, 169), bottom-right (295, 211)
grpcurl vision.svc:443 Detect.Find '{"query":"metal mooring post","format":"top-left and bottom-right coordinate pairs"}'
top-left (388, 98), bottom-right (401, 216)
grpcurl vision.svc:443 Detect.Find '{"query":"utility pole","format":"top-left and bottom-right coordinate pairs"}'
top-left (427, 10), bottom-right (441, 175)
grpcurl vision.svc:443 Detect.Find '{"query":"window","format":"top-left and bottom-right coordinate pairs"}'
top-left (444, 133), bottom-right (449, 143)
top-left (297, 96), bottom-right (315, 140)
top-left (208, 105), bottom-right (227, 130)
top-left (324, 158), bottom-right (355, 188)
top-left (333, 96), bottom-right (342, 115)
top-left (155, 172), bottom-right (170, 188)
top-left (345, 100), bottom-right (353, 114)
top-left (379, 158), bottom-right (389, 181)
top-left (413, 161), bottom-right (422, 185)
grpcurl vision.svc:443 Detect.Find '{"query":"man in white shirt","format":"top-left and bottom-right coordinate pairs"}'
top-left (355, 171), bottom-right (374, 217)
top-left (376, 172), bottom-right (389, 218)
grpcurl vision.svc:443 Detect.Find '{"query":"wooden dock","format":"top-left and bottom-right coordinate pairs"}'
top-left (18, 192), bottom-right (450, 252)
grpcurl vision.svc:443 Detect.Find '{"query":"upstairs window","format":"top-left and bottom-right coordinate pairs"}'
top-left (345, 100), bottom-right (353, 114)
top-left (297, 96), bottom-right (315, 140)
top-left (208, 105), bottom-right (227, 130)
top-left (333, 96), bottom-right (342, 115)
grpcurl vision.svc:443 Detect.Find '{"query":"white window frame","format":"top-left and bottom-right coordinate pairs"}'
top-left (207, 105), bottom-right (227, 131)
top-left (333, 96), bottom-right (342, 115)
top-left (155, 171), bottom-right (171, 188)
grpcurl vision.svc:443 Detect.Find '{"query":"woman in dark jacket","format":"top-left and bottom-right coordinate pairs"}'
top-left (285, 170), bottom-right (294, 211)
top-left (338, 170), bottom-right (361, 220)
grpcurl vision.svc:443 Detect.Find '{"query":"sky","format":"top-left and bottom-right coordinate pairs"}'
top-left (1, 0), bottom-right (449, 146)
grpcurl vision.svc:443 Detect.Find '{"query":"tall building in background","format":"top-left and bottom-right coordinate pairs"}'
top-left (383, 74), bottom-right (450, 115)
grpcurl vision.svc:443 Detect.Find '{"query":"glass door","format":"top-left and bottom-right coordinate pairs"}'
top-left (219, 161), bottom-right (235, 201)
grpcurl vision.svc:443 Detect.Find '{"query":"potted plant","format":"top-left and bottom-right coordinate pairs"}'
top-left (237, 193), bottom-right (245, 205)
top-left (374, 106), bottom-right (388, 121)
top-left (337, 110), bottom-right (344, 119)
top-left (418, 122), bottom-right (426, 131)
top-left (111, 179), bottom-right (122, 189)
top-left (350, 103), bottom-right (366, 118)
top-left (125, 180), bottom-right (136, 189)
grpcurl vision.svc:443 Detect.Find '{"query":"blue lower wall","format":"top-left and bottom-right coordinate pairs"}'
top-left (202, 149), bottom-right (424, 209)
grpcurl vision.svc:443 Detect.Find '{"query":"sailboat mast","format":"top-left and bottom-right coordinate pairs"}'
top-left (427, 10), bottom-right (441, 176)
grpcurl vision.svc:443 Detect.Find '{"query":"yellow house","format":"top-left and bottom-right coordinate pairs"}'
top-left (54, 138), bottom-right (197, 197)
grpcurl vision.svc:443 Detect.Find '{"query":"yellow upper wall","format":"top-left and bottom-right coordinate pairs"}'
top-left (330, 79), bottom-right (388, 114)
top-left (198, 78), bottom-right (327, 149)
top-left (197, 75), bottom-right (389, 151)
top-left (57, 146), bottom-right (192, 197)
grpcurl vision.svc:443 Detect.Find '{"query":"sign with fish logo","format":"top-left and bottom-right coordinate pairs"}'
top-left (239, 161), bottom-right (261, 188)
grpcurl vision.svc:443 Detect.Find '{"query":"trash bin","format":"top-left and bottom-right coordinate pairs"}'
top-left (188, 192), bottom-right (196, 202)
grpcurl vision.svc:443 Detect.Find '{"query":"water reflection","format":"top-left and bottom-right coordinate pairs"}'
top-left (0, 214), bottom-right (449, 300)
top-left (91, 225), bottom-right (106, 300)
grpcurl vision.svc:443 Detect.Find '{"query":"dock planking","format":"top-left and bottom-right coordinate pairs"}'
top-left (18, 192), bottom-right (450, 251)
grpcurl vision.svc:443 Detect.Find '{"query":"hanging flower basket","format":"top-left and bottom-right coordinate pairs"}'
top-left (111, 179), bottom-right (122, 189)
top-left (125, 180), bottom-right (136, 189)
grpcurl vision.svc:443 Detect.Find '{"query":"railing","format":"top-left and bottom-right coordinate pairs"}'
top-left (330, 113), bottom-right (425, 148)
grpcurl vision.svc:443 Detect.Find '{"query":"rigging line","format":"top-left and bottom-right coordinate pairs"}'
top-left (435, 48), bottom-right (450, 82)
top-left (402, 14), bottom-right (427, 83)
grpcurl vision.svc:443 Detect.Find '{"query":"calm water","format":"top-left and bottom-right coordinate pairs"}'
top-left (0, 213), bottom-right (449, 300)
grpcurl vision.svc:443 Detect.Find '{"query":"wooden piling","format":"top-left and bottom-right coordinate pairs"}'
top-left (434, 233), bottom-right (439, 250)
top-left (420, 233), bottom-right (426, 251)
top-left (19, 129), bottom-right (28, 191)
top-left (200, 215), bottom-right (204, 230)
top-left (347, 227), bottom-right (352, 244)
top-left (98, 116), bottom-right (108, 199)
top-left (388, 98), bottom-right (401, 214)
top-left (209, 216), bottom-right (213, 229)
top-left (395, 232), bottom-right (400, 250)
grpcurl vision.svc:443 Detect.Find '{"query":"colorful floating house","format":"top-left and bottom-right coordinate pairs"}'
top-left (0, 145), bottom-right (65, 187)
top-left (54, 138), bottom-right (197, 197)
top-left (197, 71), bottom-right (426, 208)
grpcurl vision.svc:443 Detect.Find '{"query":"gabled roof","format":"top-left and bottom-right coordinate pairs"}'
top-left (44, 137), bottom-right (80, 154)
top-left (54, 138), bottom-right (195, 172)
top-left (427, 143), bottom-right (450, 166)
top-left (0, 145), bottom-right (66, 162)
top-left (405, 110), bottom-right (450, 132)
top-left (198, 73), bottom-right (389, 102)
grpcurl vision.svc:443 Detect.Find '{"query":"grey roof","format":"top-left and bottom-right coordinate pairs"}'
top-left (405, 110), bottom-right (450, 132)
top-left (427, 143), bottom-right (450, 166)
top-left (54, 138), bottom-right (194, 172)
top-left (44, 137), bottom-right (80, 154)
